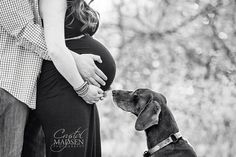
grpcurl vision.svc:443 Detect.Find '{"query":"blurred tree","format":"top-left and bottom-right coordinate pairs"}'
top-left (94, 0), bottom-right (236, 156)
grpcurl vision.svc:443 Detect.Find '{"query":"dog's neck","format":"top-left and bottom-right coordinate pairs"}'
top-left (144, 105), bottom-right (179, 149)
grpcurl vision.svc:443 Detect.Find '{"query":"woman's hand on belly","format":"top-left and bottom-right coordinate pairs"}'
top-left (71, 52), bottom-right (108, 87)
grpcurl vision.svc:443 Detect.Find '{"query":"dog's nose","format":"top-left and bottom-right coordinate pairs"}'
top-left (112, 90), bottom-right (117, 96)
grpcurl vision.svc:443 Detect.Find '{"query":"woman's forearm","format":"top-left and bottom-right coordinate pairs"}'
top-left (40, 0), bottom-right (84, 89)
top-left (48, 46), bottom-right (84, 89)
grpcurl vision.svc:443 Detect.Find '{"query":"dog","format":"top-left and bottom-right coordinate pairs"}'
top-left (112, 89), bottom-right (197, 157)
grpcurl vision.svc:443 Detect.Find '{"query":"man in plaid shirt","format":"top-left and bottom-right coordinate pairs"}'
top-left (0, 0), bottom-right (107, 157)
top-left (0, 0), bottom-right (49, 156)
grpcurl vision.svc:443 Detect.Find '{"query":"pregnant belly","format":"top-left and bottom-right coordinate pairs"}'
top-left (38, 35), bottom-right (116, 99)
top-left (65, 35), bottom-right (116, 91)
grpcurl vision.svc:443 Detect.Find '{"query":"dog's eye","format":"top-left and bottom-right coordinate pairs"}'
top-left (133, 95), bottom-right (139, 103)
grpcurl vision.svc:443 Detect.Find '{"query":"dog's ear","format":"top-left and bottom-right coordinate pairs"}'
top-left (135, 100), bottom-right (161, 131)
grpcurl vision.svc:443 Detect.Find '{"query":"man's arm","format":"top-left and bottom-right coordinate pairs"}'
top-left (0, 0), bottom-right (50, 60)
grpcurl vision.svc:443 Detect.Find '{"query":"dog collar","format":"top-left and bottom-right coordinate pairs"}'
top-left (143, 132), bottom-right (182, 157)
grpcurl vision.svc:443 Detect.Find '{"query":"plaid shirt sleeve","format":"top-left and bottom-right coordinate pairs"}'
top-left (0, 0), bottom-right (50, 60)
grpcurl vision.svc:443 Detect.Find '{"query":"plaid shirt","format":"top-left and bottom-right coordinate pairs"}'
top-left (0, 0), bottom-right (51, 109)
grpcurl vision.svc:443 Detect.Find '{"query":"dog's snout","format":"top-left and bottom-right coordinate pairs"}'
top-left (112, 90), bottom-right (117, 96)
top-left (112, 90), bottom-right (133, 96)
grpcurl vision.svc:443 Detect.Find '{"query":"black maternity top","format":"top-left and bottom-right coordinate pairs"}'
top-left (35, 4), bottom-right (116, 157)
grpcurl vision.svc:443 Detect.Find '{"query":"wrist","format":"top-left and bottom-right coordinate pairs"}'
top-left (70, 50), bottom-right (81, 58)
top-left (74, 80), bottom-right (89, 97)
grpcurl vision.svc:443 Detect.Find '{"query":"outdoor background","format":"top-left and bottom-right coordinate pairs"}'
top-left (91, 0), bottom-right (236, 156)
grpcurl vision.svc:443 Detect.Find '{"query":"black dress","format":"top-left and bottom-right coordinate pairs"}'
top-left (35, 6), bottom-right (116, 157)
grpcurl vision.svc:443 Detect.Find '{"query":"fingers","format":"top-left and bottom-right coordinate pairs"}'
top-left (98, 91), bottom-right (106, 100)
top-left (95, 94), bottom-right (105, 102)
top-left (103, 91), bottom-right (108, 98)
top-left (91, 55), bottom-right (102, 63)
top-left (95, 67), bottom-right (108, 81)
top-left (86, 54), bottom-right (108, 84)
top-left (88, 73), bottom-right (107, 87)
top-left (86, 101), bottom-right (93, 104)
top-left (90, 55), bottom-right (107, 81)
top-left (88, 78), bottom-right (101, 87)
top-left (91, 91), bottom-right (104, 103)
top-left (97, 88), bottom-right (104, 95)
top-left (85, 97), bottom-right (102, 104)
top-left (94, 75), bottom-right (106, 86)
top-left (82, 85), bottom-right (105, 104)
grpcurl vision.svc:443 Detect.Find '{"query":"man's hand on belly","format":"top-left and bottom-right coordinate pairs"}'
top-left (71, 51), bottom-right (108, 87)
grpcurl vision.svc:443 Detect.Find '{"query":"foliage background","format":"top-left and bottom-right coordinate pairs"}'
top-left (91, 0), bottom-right (236, 156)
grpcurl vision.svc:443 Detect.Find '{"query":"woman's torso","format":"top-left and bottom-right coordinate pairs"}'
top-left (38, 3), bottom-right (116, 95)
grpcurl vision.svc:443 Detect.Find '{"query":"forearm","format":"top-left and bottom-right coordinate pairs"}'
top-left (41, 0), bottom-right (84, 89)
top-left (46, 35), bottom-right (84, 88)
top-left (49, 47), bottom-right (84, 88)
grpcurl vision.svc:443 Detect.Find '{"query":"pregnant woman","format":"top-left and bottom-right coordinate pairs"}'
top-left (36, 0), bottom-right (116, 156)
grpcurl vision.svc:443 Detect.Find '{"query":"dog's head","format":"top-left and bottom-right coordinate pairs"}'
top-left (112, 89), bottom-right (167, 131)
